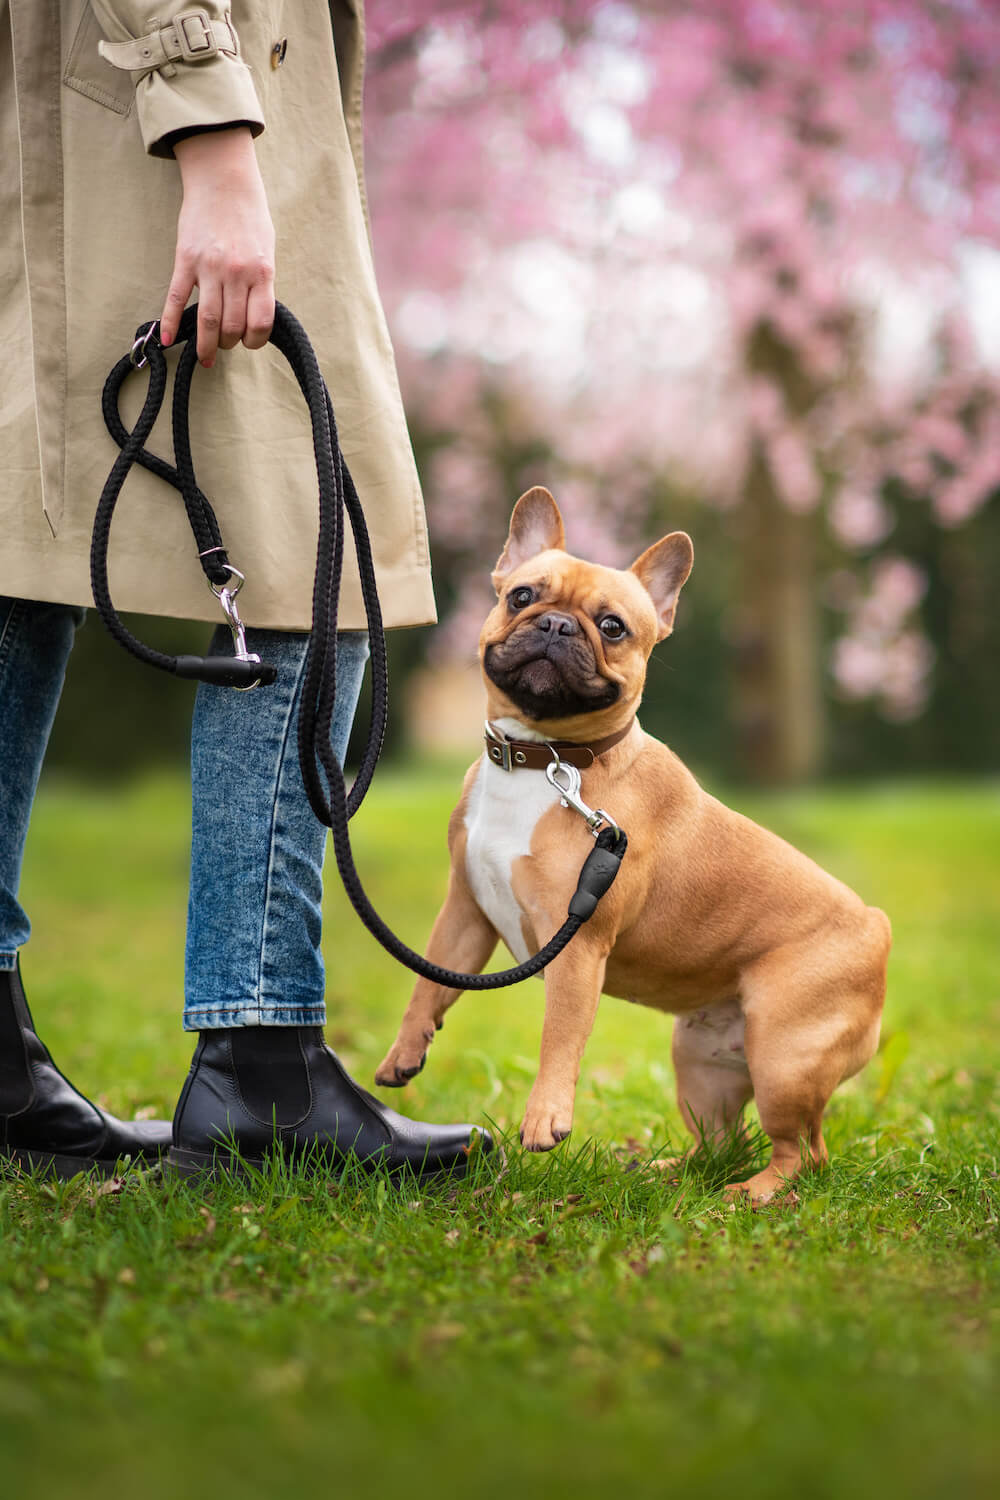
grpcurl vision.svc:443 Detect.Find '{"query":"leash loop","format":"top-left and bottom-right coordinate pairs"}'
top-left (209, 562), bottom-right (246, 598)
top-left (93, 302), bottom-right (628, 988)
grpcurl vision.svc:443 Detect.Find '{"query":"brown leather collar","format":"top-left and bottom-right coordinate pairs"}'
top-left (483, 719), bottom-right (634, 772)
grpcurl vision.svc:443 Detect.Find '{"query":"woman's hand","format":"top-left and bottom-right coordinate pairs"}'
top-left (159, 126), bottom-right (275, 367)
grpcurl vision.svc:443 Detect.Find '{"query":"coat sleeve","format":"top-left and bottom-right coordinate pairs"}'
top-left (87, 3), bottom-right (265, 158)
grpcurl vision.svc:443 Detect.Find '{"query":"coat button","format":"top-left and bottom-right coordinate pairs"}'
top-left (271, 39), bottom-right (288, 69)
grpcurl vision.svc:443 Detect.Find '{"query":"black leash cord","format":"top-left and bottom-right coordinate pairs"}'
top-left (93, 302), bottom-right (627, 991)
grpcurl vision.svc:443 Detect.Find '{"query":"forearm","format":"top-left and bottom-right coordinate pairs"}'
top-left (87, 8), bottom-right (275, 361)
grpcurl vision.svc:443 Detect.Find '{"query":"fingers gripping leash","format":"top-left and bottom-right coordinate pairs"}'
top-left (93, 304), bottom-right (627, 988)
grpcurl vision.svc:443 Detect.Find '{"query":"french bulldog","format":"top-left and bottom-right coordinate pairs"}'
top-left (375, 488), bottom-right (891, 1202)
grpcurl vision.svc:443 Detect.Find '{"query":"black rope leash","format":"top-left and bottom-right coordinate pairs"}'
top-left (93, 302), bottom-right (627, 990)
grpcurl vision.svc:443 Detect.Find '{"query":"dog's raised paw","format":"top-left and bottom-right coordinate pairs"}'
top-left (374, 1050), bottom-right (426, 1088)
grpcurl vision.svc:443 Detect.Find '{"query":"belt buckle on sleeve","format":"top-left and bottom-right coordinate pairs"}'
top-left (175, 10), bottom-right (217, 62)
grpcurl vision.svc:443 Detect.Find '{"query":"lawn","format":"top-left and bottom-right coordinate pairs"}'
top-left (2, 767), bottom-right (998, 1500)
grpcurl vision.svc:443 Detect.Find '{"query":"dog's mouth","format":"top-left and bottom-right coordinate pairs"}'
top-left (484, 630), bottom-right (620, 721)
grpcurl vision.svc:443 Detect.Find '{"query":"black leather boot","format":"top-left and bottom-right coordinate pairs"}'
top-left (169, 1026), bottom-right (491, 1178)
top-left (0, 961), bottom-right (172, 1177)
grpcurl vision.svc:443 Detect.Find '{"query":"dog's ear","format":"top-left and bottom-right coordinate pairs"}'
top-left (492, 487), bottom-right (566, 592)
top-left (630, 532), bottom-right (694, 640)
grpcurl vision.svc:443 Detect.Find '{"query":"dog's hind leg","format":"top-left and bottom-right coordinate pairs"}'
top-left (725, 1009), bottom-right (838, 1205)
top-left (726, 917), bottom-right (888, 1204)
top-left (671, 999), bottom-right (754, 1152)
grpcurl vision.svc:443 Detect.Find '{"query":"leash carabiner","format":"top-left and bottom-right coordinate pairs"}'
top-left (210, 566), bottom-right (265, 691)
top-left (545, 751), bottom-right (622, 840)
top-left (129, 321), bottom-right (159, 369)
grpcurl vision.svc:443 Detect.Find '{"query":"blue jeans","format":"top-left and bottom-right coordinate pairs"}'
top-left (0, 596), bottom-right (368, 1029)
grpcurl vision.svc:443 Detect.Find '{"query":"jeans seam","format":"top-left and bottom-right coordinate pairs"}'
top-left (254, 644), bottom-right (311, 1023)
top-left (182, 1002), bottom-right (325, 1032)
top-left (186, 1000), bottom-right (326, 1015)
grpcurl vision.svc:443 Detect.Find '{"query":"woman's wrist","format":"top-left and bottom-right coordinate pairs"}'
top-left (173, 124), bottom-right (260, 186)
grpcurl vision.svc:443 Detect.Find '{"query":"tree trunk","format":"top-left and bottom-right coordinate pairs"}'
top-left (731, 445), bottom-right (824, 783)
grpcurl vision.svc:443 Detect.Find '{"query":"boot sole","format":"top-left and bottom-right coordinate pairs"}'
top-left (167, 1145), bottom-right (264, 1180)
top-left (166, 1144), bottom-right (474, 1182)
top-left (0, 1146), bottom-right (156, 1180)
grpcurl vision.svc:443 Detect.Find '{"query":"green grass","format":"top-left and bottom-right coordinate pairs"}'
top-left (3, 769), bottom-right (999, 1499)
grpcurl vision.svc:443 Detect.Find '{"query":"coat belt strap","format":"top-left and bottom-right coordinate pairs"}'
top-left (99, 10), bottom-right (239, 76)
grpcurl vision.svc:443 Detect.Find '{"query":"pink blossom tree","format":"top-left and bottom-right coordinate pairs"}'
top-left (365, 0), bottom-right (1000, 779)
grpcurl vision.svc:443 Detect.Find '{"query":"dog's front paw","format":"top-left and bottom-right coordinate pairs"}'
top-left (519, 1098), bottom-right (573, 1152)
top-left (374, 1029), bottom-right (434, 1088)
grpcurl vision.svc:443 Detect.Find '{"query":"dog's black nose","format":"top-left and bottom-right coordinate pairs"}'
top-left (537, 611), bottom-right (579, 637)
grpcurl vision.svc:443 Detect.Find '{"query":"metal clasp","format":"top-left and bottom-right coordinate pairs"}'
top-left (209, 565), bottom-right (263, 691)
top-left (484, 721), bottom-right (513, 771)
top-left (483, 720), bottom-right (530, 770)
top-left (130, 322), bottom-right (159, 369)
top-left (545, 751), bottom-right (622, 839)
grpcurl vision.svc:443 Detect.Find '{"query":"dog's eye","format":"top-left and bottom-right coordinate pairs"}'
top-left (509, 587), bottom-right (535, 611)
top-left (599, 615), bottom-right (627, 640)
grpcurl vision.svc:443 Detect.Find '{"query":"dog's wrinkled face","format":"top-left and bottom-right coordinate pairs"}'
top-left (480, 488), bottom-right (693, 737)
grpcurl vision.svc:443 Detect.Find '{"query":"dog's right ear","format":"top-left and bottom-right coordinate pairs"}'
top-left (630, 531), bottom-right (694, 640)
top-left (492, 487), bottom-right (566, 592)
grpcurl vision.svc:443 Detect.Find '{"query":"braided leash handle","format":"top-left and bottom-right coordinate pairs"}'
top-left (93, 303), bottom-right (627, 989)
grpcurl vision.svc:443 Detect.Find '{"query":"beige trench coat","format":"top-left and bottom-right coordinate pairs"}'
top-left (0, 0), bottom-right (435, 630)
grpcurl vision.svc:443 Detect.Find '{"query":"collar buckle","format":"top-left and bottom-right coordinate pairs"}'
top-left (484, 722), bottom-right (528, 771)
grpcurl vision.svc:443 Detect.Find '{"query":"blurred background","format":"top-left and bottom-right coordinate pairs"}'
top-left (51, 0), bottom-right (1000, 786)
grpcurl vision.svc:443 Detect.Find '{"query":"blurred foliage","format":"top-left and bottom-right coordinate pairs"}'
top-left (617, 477), bottom-right (1000, 779)
top-left (832, 482), bottom-right (1000, 776)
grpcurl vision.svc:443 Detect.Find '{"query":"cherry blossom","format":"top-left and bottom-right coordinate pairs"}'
top-left (365, 2), bottom-right (1000, 738)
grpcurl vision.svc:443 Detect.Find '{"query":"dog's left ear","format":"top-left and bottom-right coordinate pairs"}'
top-left (492, 487), bottom-right (567, 593)
top-left (630, 532), bottom-right (694, 640)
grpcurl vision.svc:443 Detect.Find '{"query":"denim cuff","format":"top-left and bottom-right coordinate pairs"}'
top-left (0, 952), bottom-right (17, 972)
top-left (183, 1001), bottom-right (327, 1031)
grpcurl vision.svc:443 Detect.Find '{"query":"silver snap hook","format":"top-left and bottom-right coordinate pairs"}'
top-left (208, 567), bottom-right (262, 690)
top-left (130, 322), bottom-right (160, 369)
top-left (545, 750), bottom-right (621, 839)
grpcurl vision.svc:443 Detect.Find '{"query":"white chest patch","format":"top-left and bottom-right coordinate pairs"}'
top-left (464, 755), bottom-right (562, 963)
